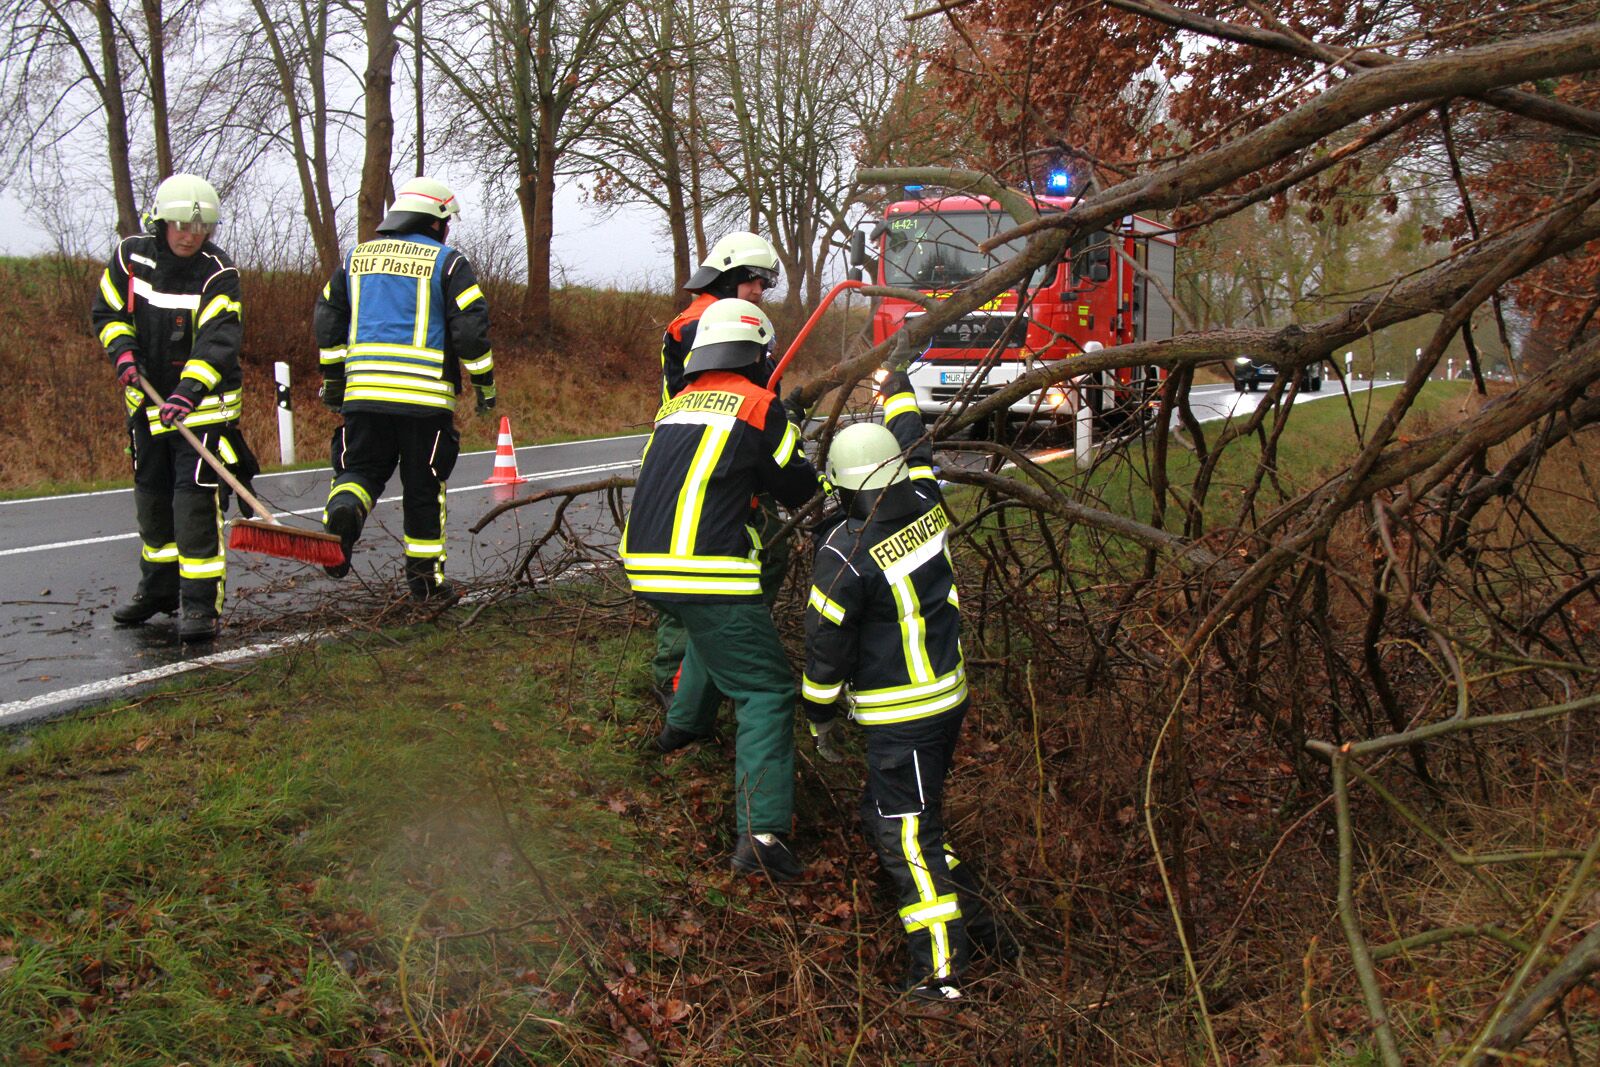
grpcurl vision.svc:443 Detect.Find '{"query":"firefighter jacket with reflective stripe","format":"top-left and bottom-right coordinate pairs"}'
top-left (314, 233), bottom-right (494, 416)
top-left (802, 390), bottom-right (963, 726)
top-left (661, 292), bottom-right (717, 402)
top-left (622, 369), bottom-right (819, 603)
top-left (91, 233), bottom-right (243, 436)
top-left (661, 293), bottom-right (780, 402)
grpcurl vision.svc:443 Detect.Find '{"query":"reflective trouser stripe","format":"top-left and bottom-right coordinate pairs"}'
top-left (179, 555), bottom-right (226, 579)
top-left (404, 536), bottom-right (445, 559)
top-left (326, 482), bottom-right (373, 516)
top-left (897, 814), bottom-right (957, 978)
top-left (142, 542), bottom-right (179, 564)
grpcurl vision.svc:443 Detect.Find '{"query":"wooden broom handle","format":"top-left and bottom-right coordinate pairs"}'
top-left (134, 372), bottom-right (278, 524)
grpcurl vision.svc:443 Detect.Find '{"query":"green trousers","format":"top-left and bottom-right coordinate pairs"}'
top-left (651, 507), bottom-right (790, 689)
top-left (653, 599), bottom-right (797, 836)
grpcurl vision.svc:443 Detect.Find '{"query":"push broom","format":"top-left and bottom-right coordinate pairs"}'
top-left (136, 373), bottom-right (346, 568)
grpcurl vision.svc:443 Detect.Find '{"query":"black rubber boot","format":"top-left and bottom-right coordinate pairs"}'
top-left (730, 833), bottom-right (803, 882)
top-left (112, 592), bottom-right (179, 625)
top-left (179, 614), bottom-right (219, 643)
top-left (323, 505), bottom-right (362, 579)
top-left (652, 723), bottom-right (707, 754)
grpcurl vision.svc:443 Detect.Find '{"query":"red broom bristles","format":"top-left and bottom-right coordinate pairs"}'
top-left (228, 518), bottom-right (347, 567)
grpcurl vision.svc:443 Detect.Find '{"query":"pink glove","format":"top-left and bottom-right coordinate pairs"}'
top-left (158, 393), bottom-right (196, 427)
top-left (115, 353), bottom-right (139, 388)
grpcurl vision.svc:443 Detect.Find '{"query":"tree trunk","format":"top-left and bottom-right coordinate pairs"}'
top-left (93, 0), bottom-right (139, 235)
top-left (141, 0), bottom-right (171, 177)
top-left (412, 3), bottom-right (424, 174)
top-left (358, 0), bottom-right (400, 241)
top-left (522, 105), bottom-right (557, 332)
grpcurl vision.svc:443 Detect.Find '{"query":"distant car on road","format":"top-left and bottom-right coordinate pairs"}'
top-left (1232, 357), bottom-right (1324, 393)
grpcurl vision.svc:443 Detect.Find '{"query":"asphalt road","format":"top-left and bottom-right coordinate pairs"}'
top-left (0, 378), bottom-right (1400, 727)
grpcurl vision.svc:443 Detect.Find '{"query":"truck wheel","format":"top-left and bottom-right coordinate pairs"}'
top-left (1234, 378), bottom-right (1245, 393)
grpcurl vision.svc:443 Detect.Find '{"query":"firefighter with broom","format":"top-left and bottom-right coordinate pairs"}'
top-left (93, 173), bottom-right (248, 643)
top-left (315, 176), bottom-right (496, 603)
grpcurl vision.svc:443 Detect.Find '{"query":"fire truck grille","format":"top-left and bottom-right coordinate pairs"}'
top-left (929, 385), bottom-right (1002, 404)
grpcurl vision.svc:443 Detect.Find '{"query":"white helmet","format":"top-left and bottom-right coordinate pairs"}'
top-left (684, 298), bottom-right (774, 374)
top-left (686, 232), bottom-right (780, 291)
top-left (826, 423), bottom-right (909, 492)
top-left (151, 173), bottom-right (220, 231)
top-left (379, 176), bottom-right (460, 233)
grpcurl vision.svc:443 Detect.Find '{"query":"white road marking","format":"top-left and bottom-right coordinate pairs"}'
top-left (0, 634), bottom-right (312, 726)
top-left (0, 458), bottom-right (641, 558)
top-left (0, 434), bottom-right (650, 507)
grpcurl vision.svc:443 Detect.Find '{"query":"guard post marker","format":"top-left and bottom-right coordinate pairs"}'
top-left (274, 361), bottom-right (295, 464)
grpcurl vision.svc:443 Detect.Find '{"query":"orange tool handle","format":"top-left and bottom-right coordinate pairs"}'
top-left (766, 279), bottom-right (865, 390)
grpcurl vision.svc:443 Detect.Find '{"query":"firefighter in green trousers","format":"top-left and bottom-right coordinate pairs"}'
top-left (93, 173), bottom-right (247, 643)
top-left (622, 299), bottom-right (820, 881)
top-left (649, 232), bottom-right (788, 708)
top-left (314, 176), bottom-right (496, 602)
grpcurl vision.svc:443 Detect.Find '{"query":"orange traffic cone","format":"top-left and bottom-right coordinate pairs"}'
top-left (484, 415), bottom-right (528, 485)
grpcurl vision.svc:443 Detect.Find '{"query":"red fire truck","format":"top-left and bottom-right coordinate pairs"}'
top-left (849, 189), bottom-right (1177, 429)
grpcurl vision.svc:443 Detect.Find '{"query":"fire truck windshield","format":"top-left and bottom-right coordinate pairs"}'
top-left (882, 211), bottom-right (1047, 289)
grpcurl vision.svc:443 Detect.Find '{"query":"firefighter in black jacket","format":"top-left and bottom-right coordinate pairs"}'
top-left (650, 232), bottom-right (784, 706)
top-left (315, 176), bottom-right (496, 602)
top-left (92, 173), bottom-right (245, 642)
top-left (621, 298), bottom-right (820, 881)
top-left (801, 374), bottom-right (1000, 1002)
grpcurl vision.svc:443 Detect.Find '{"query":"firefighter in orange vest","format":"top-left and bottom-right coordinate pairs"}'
top-left (649, 233), bottom-right (785, 707)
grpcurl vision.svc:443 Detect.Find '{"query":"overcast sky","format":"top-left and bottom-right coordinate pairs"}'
top-left (0, 180), bottom-right (677, 289)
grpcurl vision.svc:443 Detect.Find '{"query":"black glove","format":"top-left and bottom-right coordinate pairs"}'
top-left (320, 379), bottom-right (344, 411)
top-left (476, 384), bottom-right (497, 415)
top-left (878, 369), bottom-right (913, 398)
top-left (114, 352), bottom-right (140, 388)
top-left (782, 395), bottom-right (806, 428)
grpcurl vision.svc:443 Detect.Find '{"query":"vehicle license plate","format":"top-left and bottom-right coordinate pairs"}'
top-left (940, 371), bottom-right (971, 385)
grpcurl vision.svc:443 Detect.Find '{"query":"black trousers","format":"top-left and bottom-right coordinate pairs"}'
top-left (325, 412), bottom-right (460, 586)
top-left (129, 418), bottom-right (228, 619)
top-left (859, 702), bottom-right (993, 988)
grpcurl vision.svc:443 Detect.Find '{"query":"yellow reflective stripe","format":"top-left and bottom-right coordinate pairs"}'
top-left (197, 294), bottom-right (241, 328)
top-left (620, 551), bottom-right (759, 574)
top-left (883, 392), bottom-right (918, 421)
top-left (890, 574), bottom-right (934, 682)
top-left (344, 369), bottom-right (453, 391)
top-left (217, 435), bottom-right (239, 465)
top-left (899, 894), bottom-right (961, 931)
top-left (455, 283), bottom-right (484, 309)
top-left (910, 465), bottom-right (937, 482)
top-left (852, 666), bottom-right (966, 707)
top-left (772, 421), bottom-right (798, 467)
top-left (100, 270), bottom-right (125, 310)
top-left (808, 586), bottom-right (847, 625)
top-left (403, 536), bottom-right (446, 558)
top-left (342, 388), bottom-right (456, 410)
top-left (462, 351), bottom-right (495, 374)
top-left (180, 360), bottom-right (221, 389)
top-left (347, 342), bottom-right (446, 362)
top-left (143, 390), bottom-right (242, 433)
top-left (413, 276), bottom-right (429, 349)
top-left (179, 555), bottom-right (226, 579)
top-left (142, 542), bottom-right (178, 563)
top-left (322, 280), bottom-right (331, 299)
top-left (100, 321), bottom-right (136, 347)
top-left (327, 482), bottom-right (373, 513)
top-left (626, 574), bottom-right (763, 596)
top-left (319, 347), bottom-right (347, 366)
top-left (947, 585), bottom-right (959, 608)
top-left (852, 683), bottom-right (967, 725)
top-left (802, 676), bottom-right (844, 702)
top-left (672, 422), bottom-right (732, 556)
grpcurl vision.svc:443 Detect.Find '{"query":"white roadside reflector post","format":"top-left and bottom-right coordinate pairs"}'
top-left (274, 361), bottom-right (295, 465)
top-left (1346, 351), bottom-right (1354, 380)
top-left (1077, 341), bottom-right (1103, 471)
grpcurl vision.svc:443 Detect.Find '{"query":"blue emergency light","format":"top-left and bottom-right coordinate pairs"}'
top-left (1047, 170), bottom-right (1071, 193)
top-left (904, 184), bottom-right (924, 193)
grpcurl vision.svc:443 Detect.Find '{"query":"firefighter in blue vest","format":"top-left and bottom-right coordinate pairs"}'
top-left (801, 373), bottom-right (1004, 1002)
top-left (92, 173), bottom-right (246, 643)
top-left (650, 232), bottom-right (784, 707)
top-left (314, 176), bottom-right (496, 602)
top-left (622, 299), bottom-right (820, 881)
